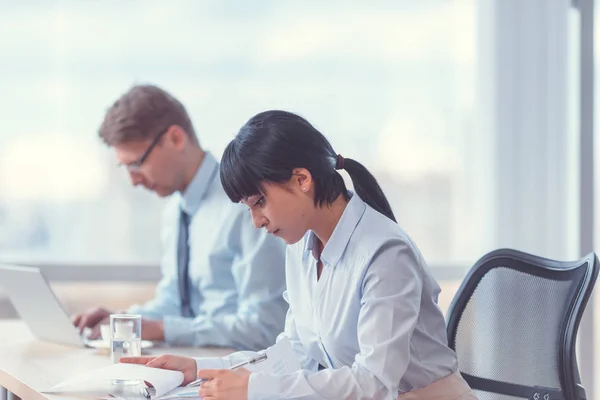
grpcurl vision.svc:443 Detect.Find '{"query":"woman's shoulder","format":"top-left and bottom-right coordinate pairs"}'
top-left (347, 204), bottom-right (426, 271)
top-left (356, 205), bottom-right (414, 246)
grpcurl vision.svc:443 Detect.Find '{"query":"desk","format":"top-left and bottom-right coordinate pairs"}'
top-left (0, 320), bottom-right (234, 400)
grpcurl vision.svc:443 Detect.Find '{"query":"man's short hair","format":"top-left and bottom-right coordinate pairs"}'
top-left (99, 84), bottom-right (198, 146)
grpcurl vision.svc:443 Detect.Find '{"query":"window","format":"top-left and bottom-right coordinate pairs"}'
top-left (0, 1), bottom-right (480, 266)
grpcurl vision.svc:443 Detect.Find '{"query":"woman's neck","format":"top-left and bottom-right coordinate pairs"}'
top-left (311, 193), bottom-right (349, 252)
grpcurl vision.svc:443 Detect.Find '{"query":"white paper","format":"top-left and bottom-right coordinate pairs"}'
top-left (44, 363), bottom-right (184, 399)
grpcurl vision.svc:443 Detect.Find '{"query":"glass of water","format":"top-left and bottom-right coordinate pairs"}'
top-left (109, 314), bottom-right (142, 386)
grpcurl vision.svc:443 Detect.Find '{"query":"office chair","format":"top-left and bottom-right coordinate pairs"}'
top-left (446, 249), bottom-right (598, 400)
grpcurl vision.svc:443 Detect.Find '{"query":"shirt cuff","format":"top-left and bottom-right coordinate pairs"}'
top-left (248, 372), bottom-right (282, 400)
top-left (194, 357), bottom-right (229, 374)
top-left (126, 304), bottom-right (143, 315)
top-left (126, 304), bottom-right (163, 321)
top-left (163, 315), bottom-right (199, 345)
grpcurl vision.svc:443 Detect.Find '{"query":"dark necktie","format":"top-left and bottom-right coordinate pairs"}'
top-left (177, 209), bottom-right (194, 317)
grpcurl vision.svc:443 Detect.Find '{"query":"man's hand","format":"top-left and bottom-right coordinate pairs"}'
top-left (120, 355), bottom-right (198, 385)
top-left (142, 319), bottom-right (165, 341)
top-left (71, 307), bottom-right (112, 339)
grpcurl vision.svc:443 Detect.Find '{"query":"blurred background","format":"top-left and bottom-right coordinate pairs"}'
top-left (0, 0), bottom-right (483, 265)
top-left (0, 0), bottom-right (598, 397)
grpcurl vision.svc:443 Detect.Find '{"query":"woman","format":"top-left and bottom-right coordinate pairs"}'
top-left (122, 110), bottom-right (475, 400)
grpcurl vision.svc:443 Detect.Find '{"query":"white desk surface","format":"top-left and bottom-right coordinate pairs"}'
top-left (0, 320), bottom-right (234, 399)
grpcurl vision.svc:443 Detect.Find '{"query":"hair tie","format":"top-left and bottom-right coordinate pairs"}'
top-left (335, 154), bottom-right (345, 170)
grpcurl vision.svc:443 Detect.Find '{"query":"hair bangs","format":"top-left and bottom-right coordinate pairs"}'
top-left (220, 141), bottom-right (266, 203)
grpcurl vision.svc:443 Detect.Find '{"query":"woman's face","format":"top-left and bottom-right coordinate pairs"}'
top-left (241, 169), bottom-right (315, 245)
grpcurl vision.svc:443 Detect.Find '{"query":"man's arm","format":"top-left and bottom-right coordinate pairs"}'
top-left (127, 198), bottom-right (182, 320)
top-left (161, 206), bottom-right (288, 350)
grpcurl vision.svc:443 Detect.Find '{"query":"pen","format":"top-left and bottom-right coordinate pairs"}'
top-left (186, 353), bottom-right (268, 388)
top-left (140, 385), bottom-right (151, 399)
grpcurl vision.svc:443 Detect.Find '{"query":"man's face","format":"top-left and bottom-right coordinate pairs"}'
top-left (113, 127), bottom-right (184, 197)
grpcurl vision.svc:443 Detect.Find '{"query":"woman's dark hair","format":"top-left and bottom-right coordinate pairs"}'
top-left (220, 110), bottom-right (396, 222)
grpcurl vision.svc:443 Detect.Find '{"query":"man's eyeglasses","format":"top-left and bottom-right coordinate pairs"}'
top-left (121, 128), bottom-right (169, 171)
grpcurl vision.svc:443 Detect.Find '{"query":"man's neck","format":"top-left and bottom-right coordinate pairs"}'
top-left (180, 148), bottom-right (206, 193)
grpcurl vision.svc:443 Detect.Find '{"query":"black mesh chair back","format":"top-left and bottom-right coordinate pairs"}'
top-left (446, 249), bottom-right (598, 400)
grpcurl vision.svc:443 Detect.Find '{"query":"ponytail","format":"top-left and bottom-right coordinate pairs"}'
top-left (336, 155), bottom-right (396, 222)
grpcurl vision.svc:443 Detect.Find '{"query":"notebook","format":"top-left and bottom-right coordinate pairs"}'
top-left (44, 338), bottom-right (301, 399)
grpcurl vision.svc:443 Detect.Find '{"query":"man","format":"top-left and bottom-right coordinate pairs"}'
top-left (72, 84), bottom-right (287, 350)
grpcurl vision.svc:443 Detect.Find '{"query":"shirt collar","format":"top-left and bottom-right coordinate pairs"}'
top-left (180, 152), bottom-right (218, 216)
top-left (303, 192), bottom-right (366, 267)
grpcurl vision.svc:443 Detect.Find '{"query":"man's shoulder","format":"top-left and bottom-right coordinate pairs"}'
top-left (206, 177), bottom-right (247, 217)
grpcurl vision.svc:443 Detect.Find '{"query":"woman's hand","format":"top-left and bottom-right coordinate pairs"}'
top-left (197, 368), bottom-right (250, 400)
top-left (120, 355), bottom-right (198, 385)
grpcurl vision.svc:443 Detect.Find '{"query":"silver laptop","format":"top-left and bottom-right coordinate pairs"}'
top-left (0, 264), bottom-right (87, 347)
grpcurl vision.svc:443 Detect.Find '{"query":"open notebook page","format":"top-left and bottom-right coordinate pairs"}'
top-left (44, 363), bottom-right (184, 398)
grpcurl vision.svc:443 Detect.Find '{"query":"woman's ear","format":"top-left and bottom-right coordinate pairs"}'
top-left (291, 168), bottom-right (313, 193)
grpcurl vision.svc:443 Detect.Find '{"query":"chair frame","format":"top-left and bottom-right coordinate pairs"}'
top-left (446, 249), bottom-right (599, 400)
